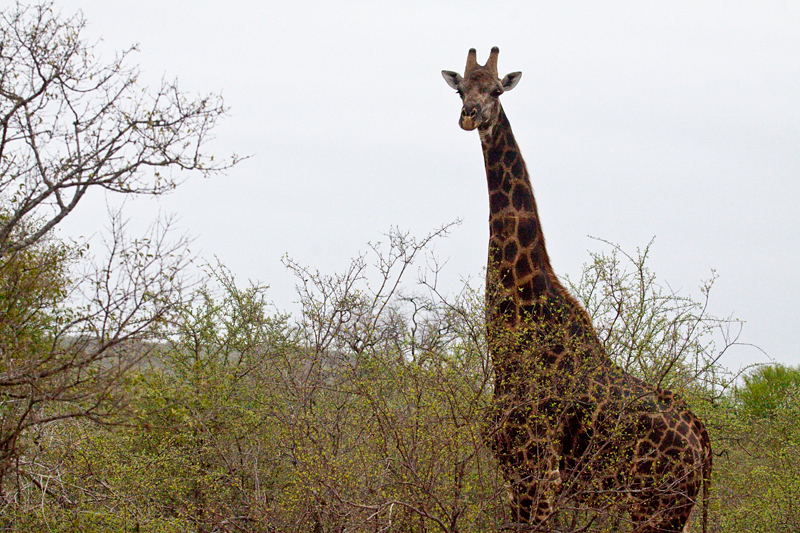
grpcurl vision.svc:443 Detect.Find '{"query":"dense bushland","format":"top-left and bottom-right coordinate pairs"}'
top-left (3, 227), bottom-right (797, 532)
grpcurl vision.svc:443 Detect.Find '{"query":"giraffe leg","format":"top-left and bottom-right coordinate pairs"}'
top-left (508, 441), bottom-right (563, 528)
top-left (629, 441), bottom-right (705, 533)
top-left (630, 493), bottom-right (694, 533)
top-left (493, 396), bottom-right (566, 530)
top-left (506, 464), bottom-right (563, 530)
top-left (536, 430), bottom-right (564, 522)
top-left (531, 462), bottom-right (562, 524)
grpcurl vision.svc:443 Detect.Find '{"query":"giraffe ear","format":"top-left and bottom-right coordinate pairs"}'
top-left (442, 70), bottom-right (463, 90)
top-left (501, 72), bottom-right (522, 91)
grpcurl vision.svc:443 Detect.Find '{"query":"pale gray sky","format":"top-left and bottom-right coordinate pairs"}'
top-left (55, 1), bottom-right (800, 369)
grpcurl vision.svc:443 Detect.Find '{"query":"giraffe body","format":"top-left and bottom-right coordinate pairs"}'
top-left (443, 48), bottom-right (711, 533)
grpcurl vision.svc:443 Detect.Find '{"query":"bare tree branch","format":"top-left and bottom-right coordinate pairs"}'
top-left (0, 1), bottom-right (240, 257)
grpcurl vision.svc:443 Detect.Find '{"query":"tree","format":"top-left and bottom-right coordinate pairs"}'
top-left (0, 214), bottom-right (194, 502)
top-left (0, 1), bottom-right (234, 502)
top-left (0, 1), bottom-right (236, 257)
top-left (566, 238), bottom-right (743, 398)
top-left (710, 365), bottom-right (800, 532)
top-left (738, 364), bottom-right (800, 419)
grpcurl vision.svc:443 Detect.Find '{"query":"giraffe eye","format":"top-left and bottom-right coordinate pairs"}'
top-left (491, 88), bottom-right (503, 98)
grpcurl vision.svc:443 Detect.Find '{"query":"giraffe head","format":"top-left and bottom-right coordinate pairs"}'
top-left (442, 47), bottom-right (522, 132)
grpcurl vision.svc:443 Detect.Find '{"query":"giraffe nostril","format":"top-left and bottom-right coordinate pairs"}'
top-left (461, 105), bottom-right (479, 119)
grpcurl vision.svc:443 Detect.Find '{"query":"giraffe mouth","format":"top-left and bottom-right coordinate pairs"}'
top-left (460, 107), bottom-right (481, 130)
top-left (460, 116), bottom-right (479, 130)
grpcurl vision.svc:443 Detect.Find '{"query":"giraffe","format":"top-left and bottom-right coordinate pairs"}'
top-left (442, 48), bottom-right (712, 533)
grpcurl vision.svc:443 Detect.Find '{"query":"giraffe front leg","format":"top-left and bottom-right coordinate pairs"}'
top-left (490, 393), bottom-right (566, 529)
top-left (507, 436), bottom-right (564, 529)
top-left (533, 440), bottom-right (564, 525)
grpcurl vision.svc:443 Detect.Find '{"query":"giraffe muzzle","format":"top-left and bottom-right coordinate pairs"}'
top-left (459, 106), bottom-right (480, 131)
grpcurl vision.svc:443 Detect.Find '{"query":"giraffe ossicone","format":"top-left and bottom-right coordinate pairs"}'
top-left (443, 47), bottom-right (712, 533)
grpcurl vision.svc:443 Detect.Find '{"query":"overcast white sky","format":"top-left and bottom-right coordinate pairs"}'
top-left (53, 1), bottom-right (800, 369)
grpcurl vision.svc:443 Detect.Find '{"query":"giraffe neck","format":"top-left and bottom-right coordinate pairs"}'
top-left (480, 107), bottom-right (604, 383)
top-left (480, 106), bottom-right (560, 324)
